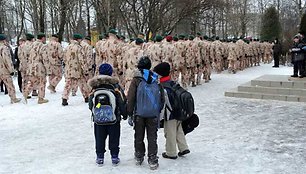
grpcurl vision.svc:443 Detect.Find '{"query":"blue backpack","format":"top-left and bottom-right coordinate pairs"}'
top-left (92, 88), bottom-right (117, 125)
top-left (135, 71), bottom-right (162, 118)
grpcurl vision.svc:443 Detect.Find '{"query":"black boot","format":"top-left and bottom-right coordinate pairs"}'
top-left (84, 97), bottom-right (89, 103)
top-left (62, 98), bottom-right (68, 106)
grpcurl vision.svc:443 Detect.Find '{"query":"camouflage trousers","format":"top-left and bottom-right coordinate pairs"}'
top-left (20, 71), bottom-right (28, 92)
top-left (63, 77), bottom-right (90, 100)
top-left (24, 76), bottom-right (47, 99)
top-left (49, 65), bottom-right (62, 88)
top-left (203, 64), bottom-right (211, 82)
top-left (180, 68), bottom-right (188, 88)
top-left (0, 75), bottom-right (18, 100)
top-left (188, 67), bottom-right (196, 86)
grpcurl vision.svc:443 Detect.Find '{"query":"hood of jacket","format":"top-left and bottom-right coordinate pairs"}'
top-left (132, 69), bottom-right (158, 83)
top-left (88, 75), bottom-right (119, 88)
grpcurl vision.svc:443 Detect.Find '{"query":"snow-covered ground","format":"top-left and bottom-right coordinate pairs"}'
top-left (1, 63), bottom-right (306, 174)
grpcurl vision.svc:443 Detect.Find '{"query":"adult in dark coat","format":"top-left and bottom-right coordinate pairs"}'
top-left (291, 35), bottom-right (305, 78)
top-left (272, 38), bottom-right (282, 68)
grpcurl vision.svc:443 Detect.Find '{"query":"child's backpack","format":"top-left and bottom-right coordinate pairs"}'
top-left (135, 78), bottom-right (162, 118)
top-left (92, 87), bottom-right (117, 125)
top-left (163, 82), bottom-right (194, 121)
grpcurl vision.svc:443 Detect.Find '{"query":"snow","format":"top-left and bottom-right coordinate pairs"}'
top-left (1, 63), bottom-right (306, 174)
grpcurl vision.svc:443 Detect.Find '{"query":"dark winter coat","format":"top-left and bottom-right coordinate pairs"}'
top-left (127, 69), bottom-right (165, 117)
top-left (291, 41), bottom-right (305, 62)
top-left (88, 75), bottom-right (127, 121)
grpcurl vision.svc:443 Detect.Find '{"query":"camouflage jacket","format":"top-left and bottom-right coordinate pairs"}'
top-left (0, 43), bottom-right (14, 76)
top-left (63, 40), bottom-right (88, 78)
top-left (27, 40), bottom-right (51, 77)
top-left (47, 39), bottom-right (63, 66)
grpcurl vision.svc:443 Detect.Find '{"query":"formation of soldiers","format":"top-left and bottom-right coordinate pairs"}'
top-left (0, 30), bottom-right (274, 105)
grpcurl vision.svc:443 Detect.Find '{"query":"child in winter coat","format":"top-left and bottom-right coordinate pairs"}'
top-left (153, 62), bottom-right (190, 159)
top-left (88, 63), bottom-right (127, 166)
top-left (126, 56), bottom-right (165, 170)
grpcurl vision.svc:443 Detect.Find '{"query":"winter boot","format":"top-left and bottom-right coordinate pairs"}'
top-left (162, 152), bottom-right (177, 159)
top-left (134, 156), bottom-right (144, 166)
top-left (148, 156), bottom-right (159, 170)
top-left (111, 155), bottom-right (120, 166)
top-left (47, 85), bottom-right (56, 93)
top-left (96, 157), bottom-right (104, 166)
top-left (62, 98), bottom-right (68, 106)
top-left (38, 98), bottom-right (49, 104)
top-left (178, 149), bottom-right (190, 157)
top-left (32, 90), bottom-right (38, 97)
top-left (23, 94), bottom-right (28, 104)
top-left (11, 98), bottom-right (21, 104)
top-left (71, 91), bottom-right (76, 96)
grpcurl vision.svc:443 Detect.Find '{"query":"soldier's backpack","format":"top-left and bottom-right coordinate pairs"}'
top-left (163, 82), bottom-right (194, 121)
top-left (92, 86), bottom-right (117, 125)
top-left (135, 76), bottom-right (162, 118)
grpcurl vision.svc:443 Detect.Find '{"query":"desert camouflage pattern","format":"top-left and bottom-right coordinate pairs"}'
top-left (0, 42), bottom-right (19, 101)
top-left (47, 38), bottom-right (63, 89)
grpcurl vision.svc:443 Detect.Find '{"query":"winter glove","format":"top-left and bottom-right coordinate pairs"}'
top-left (128, 116), bottom-right (134, 127)
top-left (10, 72), bottom-right (14, 76)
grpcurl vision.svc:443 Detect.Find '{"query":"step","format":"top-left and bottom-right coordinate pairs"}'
top-left (251, 75), bottom-right (306, 89)
top-left (225, 91), bottom-right (306, 102)
top-left (238, 83), bottom-right (306, 96)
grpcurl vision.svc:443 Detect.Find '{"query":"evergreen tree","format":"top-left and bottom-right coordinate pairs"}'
top-left (260, 7), bottom-right (281, 41)
top-left (300, 13), bottom-right (306, 34)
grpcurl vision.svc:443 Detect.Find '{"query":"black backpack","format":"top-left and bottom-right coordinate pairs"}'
top-left (163, 82), bottom-right (194, 121)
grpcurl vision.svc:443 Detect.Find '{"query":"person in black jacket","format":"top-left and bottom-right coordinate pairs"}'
top-left (14, 38), bottom-right (26, 92)
top-left (290, 35), bottom-right (305, 78)
top-left (88, 63), bottom-right (127, 166)
top-left (272, 38), bottom-right (282, 68)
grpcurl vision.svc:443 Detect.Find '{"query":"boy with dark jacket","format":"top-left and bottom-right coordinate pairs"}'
top-left (153, 62), bottom-right (190, 159)
top-left (88, 63), bottom-right (127, 166)
top-left (127, 56), bottom-right (164, 170)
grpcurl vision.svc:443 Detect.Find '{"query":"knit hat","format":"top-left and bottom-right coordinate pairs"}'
top-left (189, 35), bottom-right (195, 40)
top-left (153, 62), bottom-right (170, 77)
top-left (73, 33), bottom-right (83, 40)
top-left (99, 63), bottom-right (113, 76)
top-left (37, 33), bottom-right (46, 39)
top-left (25, 33), bottom-right (35, 41)
top-left (0, 34), bottom-right (6, 41)
top-left (137, 56), bottom-right (151, 70)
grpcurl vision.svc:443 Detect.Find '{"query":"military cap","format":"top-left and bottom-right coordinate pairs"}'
top-left (196, 32), bottom-right (202, 36)
top-left (135, 38), bottom-right (144, 45)
top-left (52, 34), bottom-right (59, 38)
top-left (215, 36), bottom-right (220, 40)
top-left (85, 36), bottom-right (91, 41)
top-left (98, 34), bottom-right (104, 40)
top-left (109, 29), bottom-right (118, 35)
top-left (37, 33), bottom-right (46, 39)
top-left (73, 33), bottom-right (83, 40)
top-left (25, 33), bottom-right (35, 40)
top-left (155, 35), bottom-right (163, 42)
top-left (189, 35), bottom-right (195, 40)
top-left (203, 35), bottom-right (209, 40)
top-left (173, 36), bottom-right (179, 41)
top-left (0, 34), bottom-right (6, 41)
top-left (178, 34), bottom-right (185, 40)
top-left (166, 35), bottom-right (173, 42)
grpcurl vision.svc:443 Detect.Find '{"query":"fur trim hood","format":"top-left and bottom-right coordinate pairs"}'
top-left (88, 75), bottom-right (119, 88)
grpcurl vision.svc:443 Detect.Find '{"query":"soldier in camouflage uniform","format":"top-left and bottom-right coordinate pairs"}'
top-left (47, 34), bottom-right (63, 93)
top-left (122, 38), bottom-right (145, 93)
top-left (18, 33), bottom-right (36, 96)
top-left (23, 33), bottom-right (50, 104)
top-left (173, 34), bottom-right (187, 88)
top-left (0, 34), bottom-right (21, 104)
top-left (81, 36), bottom-right (94, 80)
top-left (62, 34), bottom-right (90, 106)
